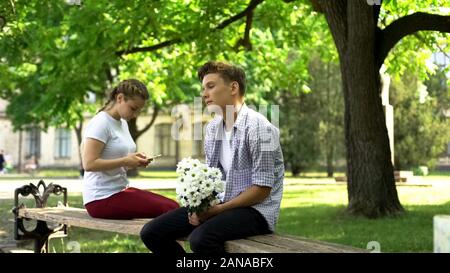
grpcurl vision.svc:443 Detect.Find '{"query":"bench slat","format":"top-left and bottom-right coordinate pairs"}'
top-left (243, 234), bottom-right (368, 253)
top-left (18, 207), bottom-right (148, 235)
top-left (225, 238), bottom-right (299, 253)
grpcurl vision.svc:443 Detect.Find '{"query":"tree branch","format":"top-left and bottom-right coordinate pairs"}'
top-left (233, 11), bottom-right (254, 51)
top-left (105, 67), bottom-right (114, 84)
top-left (117, 0), bottom-right (264, 56)
top-left (310, 0), bottom-right (323, 13)
top-left (116, 38), bottom-right (182, 56)
top-left (413, 32), bottom-right (450, 61)
top-left (136, 105), bottom-right (159, 139)
top-left (378, 12), bottom-right (450, 67)
top-left (0, 16), bottom-right (5, 30)
top-left (217, 0), bottom-right (263, 30)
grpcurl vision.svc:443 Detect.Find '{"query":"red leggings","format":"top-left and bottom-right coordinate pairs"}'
top-left (85, 187), bottom-right (179, 219)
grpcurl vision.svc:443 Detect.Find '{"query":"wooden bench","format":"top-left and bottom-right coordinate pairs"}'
top-left (394, 170), bottom-right (414, 183)
top-left (13, 180), bottom-right (367, 253)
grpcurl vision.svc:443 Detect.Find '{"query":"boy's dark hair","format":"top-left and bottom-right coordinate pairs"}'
top-left (197, 61), bottom-right (246, 96)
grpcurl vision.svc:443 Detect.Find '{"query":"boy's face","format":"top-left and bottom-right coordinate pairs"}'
top-left (201, 73), bottom-right (237, 115)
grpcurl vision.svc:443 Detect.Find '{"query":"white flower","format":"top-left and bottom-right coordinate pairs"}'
top-left (175, 157), bottom-right (225, 214)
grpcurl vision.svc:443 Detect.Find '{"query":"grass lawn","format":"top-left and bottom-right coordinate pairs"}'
top-left (277, 183), bottom-right (450, 252)
top-left (1, 175), bottom-right (449, 253)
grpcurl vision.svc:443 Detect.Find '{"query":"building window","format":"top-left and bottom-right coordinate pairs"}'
top-left (54, 128), bottom-right (72, 158)
top-left (25, 127), bottom-right (41, 158)
top-left (155, 124), bottom-right (176, 157)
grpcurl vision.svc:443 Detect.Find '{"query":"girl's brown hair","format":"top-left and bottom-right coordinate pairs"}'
top-left (97, 79), bottom-right (149, 113)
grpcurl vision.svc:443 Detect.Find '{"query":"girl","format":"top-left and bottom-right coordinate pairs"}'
top-left (82, 79), bottom-right (179, 219)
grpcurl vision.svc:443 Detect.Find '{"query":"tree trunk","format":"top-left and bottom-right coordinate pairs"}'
top-left (127, 118), bottom-right (139, 177)
top-left (126, 107), bottom-right (159, 177)
top-left (325, 62), bottom-right (334, 178)
top-left (75, 121), bottom-right (84, 177)
top-left (326, 144), bottom-right (334, 178)
top-left (291, 165), bottom-right (301, 177)
top-left (320, 0), bottom-right (403, 217)
top-left (342, 55), bottom-right (403, 217)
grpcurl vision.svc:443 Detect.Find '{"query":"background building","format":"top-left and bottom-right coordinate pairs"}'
top-left (0, 98), bottom-right (206, 171)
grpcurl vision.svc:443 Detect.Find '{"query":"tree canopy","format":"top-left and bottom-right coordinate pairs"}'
top-left (1, 1), bottom-right (447, 131)
top-left (1, 0), bottom-right (449, 217)
top-left (0, 0), bottom-right (321, 130)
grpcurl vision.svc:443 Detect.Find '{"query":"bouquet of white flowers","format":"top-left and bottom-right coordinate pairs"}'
top-left (175, 157), bottom-right (224, 214)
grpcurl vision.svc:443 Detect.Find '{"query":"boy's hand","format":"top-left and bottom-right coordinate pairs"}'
top-left (188, 213), bottom-right (201, 226)
top-left (188, 204), bottom-right (224, 226)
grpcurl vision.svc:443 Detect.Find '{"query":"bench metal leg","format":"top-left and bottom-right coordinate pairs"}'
top-left (12, 180), bottom-right (68, 253)
top-left (14, 218), bottom-right (52, 253)
top-left (33, 221), bottom-right (53, 253)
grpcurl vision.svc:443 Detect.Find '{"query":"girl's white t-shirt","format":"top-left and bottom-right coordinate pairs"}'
top-left (82, 111), bottom-right (136, 205)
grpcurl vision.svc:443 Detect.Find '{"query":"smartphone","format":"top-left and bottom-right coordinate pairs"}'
top-left (147, 154), bottom-right (162, 163)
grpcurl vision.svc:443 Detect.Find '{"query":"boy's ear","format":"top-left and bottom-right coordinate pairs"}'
top-left (230, 81), bottom-right (239, 95)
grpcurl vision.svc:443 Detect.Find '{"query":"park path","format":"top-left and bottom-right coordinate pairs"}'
top-left (0, 178), bottom-right (177, 199)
